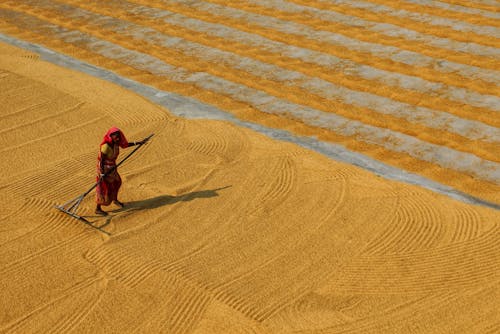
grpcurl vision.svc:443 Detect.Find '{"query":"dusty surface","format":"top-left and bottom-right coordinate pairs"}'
top-left (0, 1), bottom-right (499, 333)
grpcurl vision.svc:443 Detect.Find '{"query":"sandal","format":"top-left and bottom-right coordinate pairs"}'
top-left (95, 207), bottom-right (108, 216)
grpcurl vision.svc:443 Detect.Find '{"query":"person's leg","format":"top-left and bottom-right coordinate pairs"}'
top-left (96, 176), bottom-right (110, 215)
top-left (111, 173), bottom-right (124, 208)
top-left (95, 204), bottom-right (108, 216)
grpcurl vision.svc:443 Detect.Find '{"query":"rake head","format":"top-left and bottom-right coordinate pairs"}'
top-left (55, 194), bottom-right (85, 216)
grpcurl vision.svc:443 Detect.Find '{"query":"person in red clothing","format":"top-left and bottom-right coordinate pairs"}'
top-left (95, 127), bottom-right (144, 216)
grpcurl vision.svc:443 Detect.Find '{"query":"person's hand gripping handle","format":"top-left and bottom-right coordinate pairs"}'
top-left (135, 134), bottom-right (154, 146)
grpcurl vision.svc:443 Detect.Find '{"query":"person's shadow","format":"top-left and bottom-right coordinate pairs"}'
top-left (99, 185), bottom-right (232, 228)
top-left (127, 185), bottom-right (231, 210)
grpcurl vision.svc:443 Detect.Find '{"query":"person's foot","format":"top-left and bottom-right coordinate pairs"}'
top-left (113, 200), bottom-right (125, 208)
top-left (95, 207), bottom-right (108, 216)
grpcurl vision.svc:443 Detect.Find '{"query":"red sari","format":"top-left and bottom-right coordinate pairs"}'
top-left (96, 127), bottom-right (129, 206)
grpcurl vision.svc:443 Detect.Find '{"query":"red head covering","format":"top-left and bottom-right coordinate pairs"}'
top-left (101, 126), bottom-right (129, 148)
